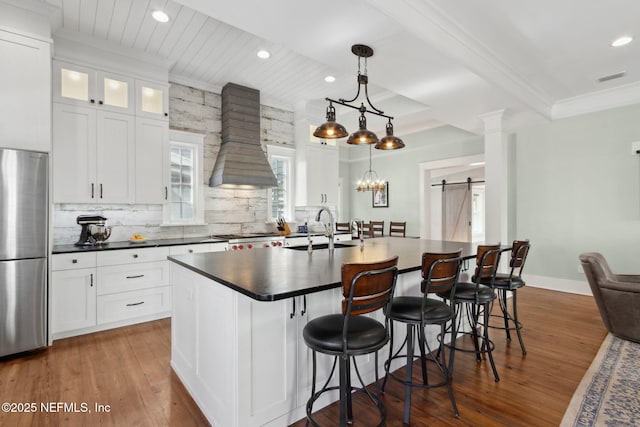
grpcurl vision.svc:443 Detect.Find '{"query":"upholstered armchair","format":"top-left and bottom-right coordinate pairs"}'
top-left (579, 252), bottom-right (640, 343)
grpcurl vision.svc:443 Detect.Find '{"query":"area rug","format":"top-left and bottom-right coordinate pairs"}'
top-left (560, 333), bottom-right (640, 426)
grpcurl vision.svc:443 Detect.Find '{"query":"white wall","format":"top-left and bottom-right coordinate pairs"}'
top-left (513, 102), bottom-right (640, 282)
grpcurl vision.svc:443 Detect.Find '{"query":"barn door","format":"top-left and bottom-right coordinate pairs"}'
top-left (442, 182), bottom-right (472, 242)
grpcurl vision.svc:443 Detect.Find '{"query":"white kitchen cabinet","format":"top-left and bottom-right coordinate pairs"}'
top-left (135, 117), bottom-right (169, 204)
top-left (52, 103), bottom-right (135, 203)
top-left (171, 264), bottom-right (347, 427)
top-left (51, 247), bottom-right (172, 340)
top-left (53, 60), bottom-right (135, 115)
top-left (0, 30), bottom-right (51, 152)
top-left (135, 79), bottom-right (169, 120)
top-left (305, 143), bottom-right (339, 206)
top-left (51, 253), bottom-right (97, 335)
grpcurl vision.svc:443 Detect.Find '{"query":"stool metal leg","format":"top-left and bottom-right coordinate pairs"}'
top-left (338, 355), bottom-right (348, 427)
top-left (404, 324), bottom-right (414, 425)
top-left (500, 290), bottom-right (511, 341)
top-left (483, 303), bottom-right (500, 382)
top-left (512, 290), bottom-right (527, 354)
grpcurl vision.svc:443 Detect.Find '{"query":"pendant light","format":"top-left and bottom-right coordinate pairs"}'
top-left (314, 44), bottom-right (404, 150)
top-left (375, 119), bottom-right (405, 150)
top-left (313, 102), bottom-right (348, 139)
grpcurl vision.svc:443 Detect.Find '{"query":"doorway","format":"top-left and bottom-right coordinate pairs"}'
top-left (418, 154), bottom-right (485, 241)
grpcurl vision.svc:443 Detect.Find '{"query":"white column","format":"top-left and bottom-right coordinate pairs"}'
top-left (480, 110), bottom-right (509, 244)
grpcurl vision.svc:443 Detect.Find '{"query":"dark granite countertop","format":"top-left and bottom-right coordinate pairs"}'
top-left (169, 237), bottom-right (481, 301)
top-left (51, 232), bottom-right (352, 254)
top-left (52, 236), bottom-right (229, 254)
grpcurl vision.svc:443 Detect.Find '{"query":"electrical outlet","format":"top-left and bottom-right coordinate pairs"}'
top-left (631, 141), bottom-right (640, 155)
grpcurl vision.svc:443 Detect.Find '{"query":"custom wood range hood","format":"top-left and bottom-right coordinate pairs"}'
top-left (209, 83), bottom-right (278, 189)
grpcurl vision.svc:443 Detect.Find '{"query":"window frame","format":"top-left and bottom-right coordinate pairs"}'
top-left (162, 130), bottom-right (205, 226)
top-left (267, 144), bottom-right (295, 221)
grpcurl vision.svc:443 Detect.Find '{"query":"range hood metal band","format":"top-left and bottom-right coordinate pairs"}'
top-left (210, 82), bottom-right (278, 189)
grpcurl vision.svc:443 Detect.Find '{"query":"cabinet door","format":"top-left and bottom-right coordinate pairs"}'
top-left (53, 60), bottom-right (97, 106)
top-left (96, 111), bottom-right (135, 203)
top-left (237, 297), bottom-right (298, 426)
top-left (135, 117), bottom-right (168, 204)
top-left (51, 268), bottom-right (97, 334)
top-left (97, 70), bottom-right (135, 114)
top-left (321, 147), bottom-right (339, 205)
top-left (306, 144), bottom-right (325, 205)
top-left (135, 80), bottom-right (169, 120)
top-left (52, 103), bottom-right (97, 203)
top-left (306, 144), bottom-right (339, 205)
top-left (0, 31), bottom-right (51, 152)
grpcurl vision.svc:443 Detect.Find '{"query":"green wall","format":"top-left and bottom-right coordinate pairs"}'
top-left (343, 125), bottom-right (483, 237)
top-left (514, 103), bottom-right (640, 280)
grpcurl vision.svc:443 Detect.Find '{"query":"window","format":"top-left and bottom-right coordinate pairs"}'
top-left (267, 145), bottom-right (295, 221)
top-left (163, 130), bottom-right (204, 225)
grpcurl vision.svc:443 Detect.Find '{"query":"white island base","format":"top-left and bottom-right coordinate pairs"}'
top-left (170, 263), bottom-right (442, 427)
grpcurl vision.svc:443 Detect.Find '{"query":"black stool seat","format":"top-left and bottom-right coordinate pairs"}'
top-left (304, 314), bottom-right (387, 354)
top-left (491, 273), bottom-right (525, 289)
top-left (388, 296), bottom-right (453, 324)
top-left (440, 282), bottom-right (496, 303)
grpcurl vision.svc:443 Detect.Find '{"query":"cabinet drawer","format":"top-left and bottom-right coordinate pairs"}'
top-left (97, 261), bottom-right (169, 295)
top-left (169, 244), bottom-right (213, 256)
top-left (97, 246), bottom-right (169, 266)
top-left (97, 286), bottom-right (171, 324)
top-left (52, 252), bottom-right (97, 271)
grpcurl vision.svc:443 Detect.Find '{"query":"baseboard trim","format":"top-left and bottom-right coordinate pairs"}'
top-left (525, 274), bottom-right (592, 295)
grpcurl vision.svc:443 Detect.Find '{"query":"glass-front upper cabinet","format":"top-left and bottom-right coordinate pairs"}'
top-left (136, 80), bottom-right (169, 120)
top-left (53, 60), bottom-right (134, 114)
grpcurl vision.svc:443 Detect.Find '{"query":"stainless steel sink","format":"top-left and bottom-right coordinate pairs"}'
top-left (284, 242), bottom-right (354, 251)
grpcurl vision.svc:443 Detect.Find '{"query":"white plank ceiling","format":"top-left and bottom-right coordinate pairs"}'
top-left (42, 0), bottom-right (640, 135)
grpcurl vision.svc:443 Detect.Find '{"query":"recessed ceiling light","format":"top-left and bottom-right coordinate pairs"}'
top-left (257, 50), bottom-right (270, 59)
top-left (611, 36), bottom-right (633, 47)
top-left (152, 10), bottom-right (170, 23)
top-left (324, 75), bottom-right (336, 83)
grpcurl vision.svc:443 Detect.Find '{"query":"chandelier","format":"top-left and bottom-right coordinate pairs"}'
top-left (356, 145), bottom-right (386, 192)
top-left (313, 44), bottom-right (405, 150)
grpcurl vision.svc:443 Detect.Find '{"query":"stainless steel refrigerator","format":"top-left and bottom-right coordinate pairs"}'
top-left (0, 147), bottom-right (48, 357)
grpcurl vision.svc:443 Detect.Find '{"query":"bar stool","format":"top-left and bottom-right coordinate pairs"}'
top-left (439, 244), bottom-right (502, 382)
top-left (382, 251), bottom-right (463, 424)
top-left (303, 256), bottom-right (399, 427)
top-left (480, 240), bottom-right (530, 354)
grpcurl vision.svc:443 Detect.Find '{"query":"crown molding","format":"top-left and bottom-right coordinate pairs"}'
top-left (552, 81), bottom-right (640, 119)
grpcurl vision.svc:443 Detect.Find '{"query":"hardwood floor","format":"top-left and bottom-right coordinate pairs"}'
top-left (0, 319), bottom-right (208, 427)
top-left (0, 287), bottom-right (606, 427)
top-left (290, 286), bottom-right (607, 427)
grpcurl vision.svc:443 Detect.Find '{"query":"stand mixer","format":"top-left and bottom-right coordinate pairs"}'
top-left (75, 215), bottom-right (112, 246)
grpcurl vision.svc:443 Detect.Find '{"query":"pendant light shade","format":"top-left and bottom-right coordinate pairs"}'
top-left (375, 119), bottom-right (405, 150)
top-left (347, 112), bottom-right (379, 145)
top-left (313, 103), bottom-right (348, 139)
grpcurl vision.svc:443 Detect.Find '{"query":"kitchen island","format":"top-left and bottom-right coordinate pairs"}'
top-left (168, 237), bottom-right (479, 427)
